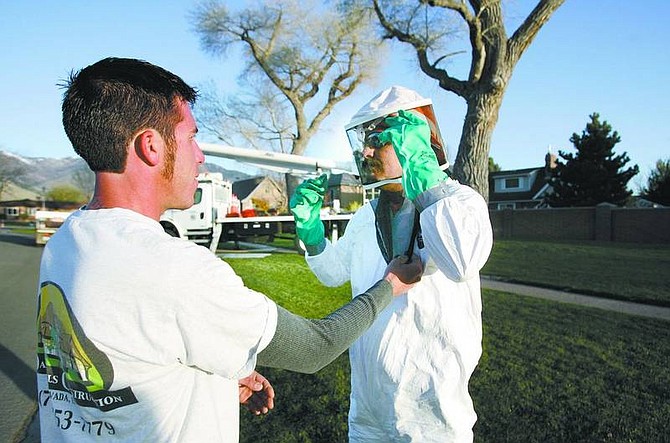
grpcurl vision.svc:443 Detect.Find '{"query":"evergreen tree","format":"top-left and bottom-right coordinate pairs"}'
top-left (545, 113), bottom-right (639, 207)
top-left (642, 159), bottom-right (670, 206)
top-left (488, 157), bottom-right (501, 173)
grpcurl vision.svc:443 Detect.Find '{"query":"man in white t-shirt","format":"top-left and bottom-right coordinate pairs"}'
top-left (37, 57), bottom-right (423, 443)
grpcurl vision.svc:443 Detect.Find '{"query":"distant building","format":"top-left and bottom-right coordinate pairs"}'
top-left (229, 172), bottom-right (373, 215)
top-left (0, 199), bottom-right (40, 220)
top-left (232, 176), bottom-right (286, 214)
top-left (0, 199), bottom-right (80, 220)
top-left (325, 173), bottom-right (364, 213)
top-left (488, 153), bottom-right (556, 210)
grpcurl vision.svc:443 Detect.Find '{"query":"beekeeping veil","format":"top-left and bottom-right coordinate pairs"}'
top-left (345, 85), bottom-right (448, 189)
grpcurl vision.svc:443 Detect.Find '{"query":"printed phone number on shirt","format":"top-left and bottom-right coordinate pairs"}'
top-left (49, 408), bottom-right (116, 437)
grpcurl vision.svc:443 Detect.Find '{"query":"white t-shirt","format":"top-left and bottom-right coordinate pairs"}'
top-left (36, 208), bottom-right (278, 442)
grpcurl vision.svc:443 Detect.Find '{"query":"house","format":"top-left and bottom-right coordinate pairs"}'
top-left (230, 173), bottom-right (371, 215)
top-left (488, 153), bottom-right (556, 210)
top-left (0, 199), bottom-right (80, 220)
top-left (325, 173), bottom-right (365, 213)
top-left (232, 176), bottom-right (286, 214)
top-left (0, 199), bottom-right (41, 220)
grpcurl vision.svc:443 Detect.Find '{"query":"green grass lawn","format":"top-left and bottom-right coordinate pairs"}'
top-left (473, 290), bottom-right (669, 442)
top-left (226, 253), bottom-right (670, 443)
top-left (0, 224), bottom-right (35, 235)
top-left (482, 240), bottom-right (670, 306)
top-left (251, 235), bottom-right (670, 306)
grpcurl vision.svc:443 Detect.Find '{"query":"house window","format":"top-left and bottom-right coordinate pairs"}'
top-left (364, 188), bottom-right (380, 202)
top-left (495, 175), bottom-right (528, 193)
top-left (5, 207), bottom-right (20, 217)
top-left (504, 177), bottom-right (520, 189)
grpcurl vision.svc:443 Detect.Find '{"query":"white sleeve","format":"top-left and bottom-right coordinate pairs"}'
top-left (173, 243), bottom-right (278, 379)
top-left (414, 179), bottom-right (493, 282)
top-left (304, 204), bottom-right (372, 287)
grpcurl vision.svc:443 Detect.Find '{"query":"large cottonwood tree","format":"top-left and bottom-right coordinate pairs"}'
top-left (368, 0), bottom-right (565, 198)
top-left (191, 0), bottom-right (383, 196)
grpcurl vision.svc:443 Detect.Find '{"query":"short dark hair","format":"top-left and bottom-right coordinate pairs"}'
top-left (61, 57), bottom-right (198, 172)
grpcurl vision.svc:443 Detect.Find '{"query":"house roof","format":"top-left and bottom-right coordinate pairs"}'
top-left (0, 199), bottom-right (80, 210)
top-left (489, 166), bottom-right (550, 203)
top-left (328, 173), bottom-right (360, 187)
top-left (231, 173), bottom-right (362, 201)
top-left (491, 166), bottom-right (541, 177)
top-left (232, 177), bottom-right (265, 200)
top-left (232, 176), bottom-right (284, 200)
top-left (0, 199), bottom-right (41, 208)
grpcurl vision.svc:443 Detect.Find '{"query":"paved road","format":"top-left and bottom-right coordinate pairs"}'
top-left (0, 233), bottom-right (42, 443)
top-left (1, 234), bottom-right (667, 442)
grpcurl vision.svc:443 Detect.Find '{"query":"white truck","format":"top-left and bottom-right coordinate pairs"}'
top-left (159, 171), bottom-right (352, 252)
top-left (35, 210), bottom-right (74, 245)
top-left (159, 172), bottom-right (232, 250)
top-left (33, 144), bottom-right (357, 251)
top-left (159, 144), bottom-right (357, 252)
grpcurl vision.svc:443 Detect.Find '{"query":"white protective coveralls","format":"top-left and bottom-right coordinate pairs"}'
top-left (306, 89), bottom-right (493, 442)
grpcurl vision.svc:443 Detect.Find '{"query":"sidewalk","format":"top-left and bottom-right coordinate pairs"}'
top-left (481, 277), bottom-right (670, 321)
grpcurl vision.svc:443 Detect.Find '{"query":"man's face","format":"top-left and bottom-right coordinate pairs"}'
top-left (163, 100), bottom-right (204, 210)
top-left (361, 136), bottom-right (403, 190)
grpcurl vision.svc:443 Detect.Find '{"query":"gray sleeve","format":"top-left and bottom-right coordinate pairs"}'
top-left (256, 279), bottom-right (392, 374)
top-left (413, 178), bottom-right (458, 212)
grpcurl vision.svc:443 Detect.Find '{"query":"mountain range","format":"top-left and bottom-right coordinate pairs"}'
top-left (0, 150), bottom-right (252, 201)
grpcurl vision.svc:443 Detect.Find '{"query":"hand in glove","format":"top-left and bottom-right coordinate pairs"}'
top-left (377, 109), bottom-right (447, 201)
top-left (289, 174), bottom-right (328, 246)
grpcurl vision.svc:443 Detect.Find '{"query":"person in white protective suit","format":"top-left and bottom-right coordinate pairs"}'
top-left (289, 86), bottom-right (493, 442)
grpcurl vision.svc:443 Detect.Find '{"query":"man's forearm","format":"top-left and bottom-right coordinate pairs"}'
top-left (256, 279), bottom-right (392, 373)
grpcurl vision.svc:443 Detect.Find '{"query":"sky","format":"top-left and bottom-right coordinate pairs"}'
top-left (1, 0), bottom-right (668, 190)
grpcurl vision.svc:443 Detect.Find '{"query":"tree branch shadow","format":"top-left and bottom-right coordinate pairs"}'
top-left (0, 343), bottom-right (36, 401)
top-left (0, 233), bottom-right (37, 247)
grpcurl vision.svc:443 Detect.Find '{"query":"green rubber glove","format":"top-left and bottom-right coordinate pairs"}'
top-left (289, 174), bottom-right (328, 246)
top-left (377, 109), bottom-right (447, 201)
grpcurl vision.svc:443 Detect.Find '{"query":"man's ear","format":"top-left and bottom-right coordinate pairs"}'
top-left (134, 129), bottom-right (162, 167)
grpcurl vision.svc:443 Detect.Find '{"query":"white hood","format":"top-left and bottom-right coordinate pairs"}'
top-left (346, 85), bottom-right (432, 130)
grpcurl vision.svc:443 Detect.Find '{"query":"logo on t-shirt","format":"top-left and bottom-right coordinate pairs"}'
top-left (37, 282), bottom-right (137, 411)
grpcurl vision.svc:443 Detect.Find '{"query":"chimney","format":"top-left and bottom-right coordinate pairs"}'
top-left (545, 152), bottom-right (557, 170)
top-left (544, 147), bottom-right (557, 180)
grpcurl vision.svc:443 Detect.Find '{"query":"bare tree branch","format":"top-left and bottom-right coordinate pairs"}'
top-left (373, 0), bottom-right (469, 96)
top-left (425, 0), bottom-right (486, 83)
top-left (370, 0), bottom-right (565, 197)
top-left (192, 0), bottom-right (383, 195)
top-left (507, 0), bottom-right (564, 63)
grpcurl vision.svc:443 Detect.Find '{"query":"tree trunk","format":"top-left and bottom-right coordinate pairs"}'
top-left (453, 90), bottom-right (503, 201)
